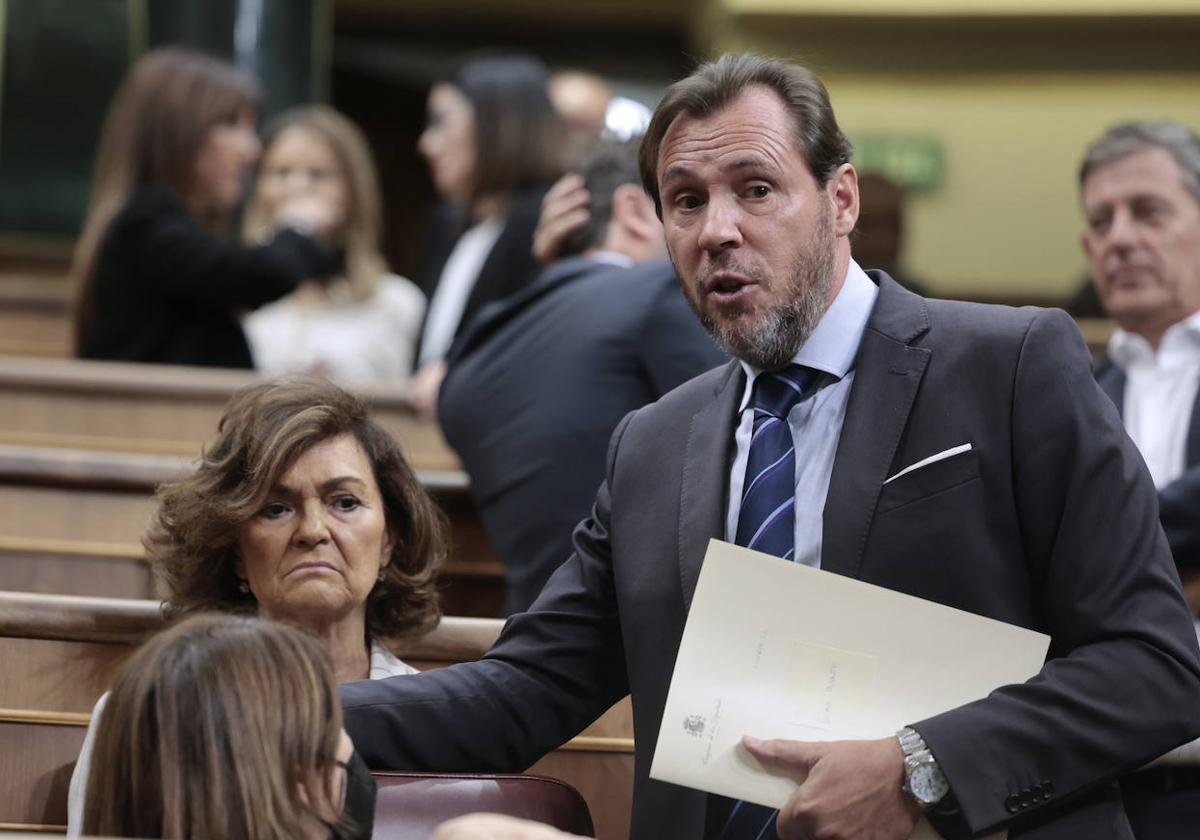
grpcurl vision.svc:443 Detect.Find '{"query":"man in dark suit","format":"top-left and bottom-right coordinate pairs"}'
top-left (438, 139), bottom-right (727, 615)
top-left (1080, 120), bottom-right (1200, 840)
top-left (342, 55), bottom-right (1200, 840)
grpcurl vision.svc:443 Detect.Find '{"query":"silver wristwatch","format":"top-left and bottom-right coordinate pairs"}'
top-left (897, 726), bottom-right (949, 809)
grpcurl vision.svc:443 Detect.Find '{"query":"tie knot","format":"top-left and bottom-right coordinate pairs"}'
top-left (751, 365), bottom-right (814, 419)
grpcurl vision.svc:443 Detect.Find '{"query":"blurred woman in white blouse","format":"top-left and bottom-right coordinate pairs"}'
top-left (243, 106), bottom-right (425, 385)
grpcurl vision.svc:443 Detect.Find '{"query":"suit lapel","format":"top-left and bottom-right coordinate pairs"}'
top-left (678, 362), bottom-right (743, 611)
top-left (822, 274), bottom-right (931, 579)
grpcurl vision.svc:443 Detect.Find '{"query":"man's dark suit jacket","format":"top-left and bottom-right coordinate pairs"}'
top-left (438, 255), bottom-right (727, 614)
top-left (1095, 359), bottom-right (1200, 568)
top-left (343, 274), bottom-right (1200, 839)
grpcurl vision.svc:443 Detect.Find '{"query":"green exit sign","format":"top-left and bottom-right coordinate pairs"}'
top-left (852, 135), bottom-right (943, 190)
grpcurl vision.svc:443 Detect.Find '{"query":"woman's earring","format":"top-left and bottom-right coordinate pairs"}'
top-left (377, 569), bottom-right (387, 583)
top-left (238, 579), bottom-right (251, 594)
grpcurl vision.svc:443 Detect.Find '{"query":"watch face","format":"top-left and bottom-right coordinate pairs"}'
top-left (911, 763), bottom-right (950, 804)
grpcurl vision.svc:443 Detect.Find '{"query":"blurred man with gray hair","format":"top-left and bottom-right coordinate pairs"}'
top-left (1082, 119), bottom-right (1200, 839)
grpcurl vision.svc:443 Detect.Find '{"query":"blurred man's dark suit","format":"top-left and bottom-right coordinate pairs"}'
top-left (345, 274), bottom-right (1200, 840)
top-left (438, 254), bottom-right (727, 613)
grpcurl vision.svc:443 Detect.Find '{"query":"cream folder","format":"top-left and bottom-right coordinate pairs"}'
top-left (650, 539), bottom-right (1050, 840)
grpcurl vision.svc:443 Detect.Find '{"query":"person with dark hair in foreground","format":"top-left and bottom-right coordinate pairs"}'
top-left (342, 54), bottom-right (1200, 840)
top-left (83, 613), bottom-right (375, 840)
top-left (438, 137), bottom-right (726, 614)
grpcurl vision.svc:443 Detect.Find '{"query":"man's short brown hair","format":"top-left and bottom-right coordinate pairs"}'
top-left (639, 53), bottom-right (853, 217)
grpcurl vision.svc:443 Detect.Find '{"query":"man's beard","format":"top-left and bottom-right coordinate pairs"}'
top-left (682, 208), bottom-right (836, 370)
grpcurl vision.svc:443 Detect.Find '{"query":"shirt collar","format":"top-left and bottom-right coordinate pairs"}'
top-left (737, 259), bottom-right (879, 411)
top-left (585, 250), bottom-right (636, 268)
top-left (1109, 308), bottom-right (1200, 370)
top-left (369, 638), bottom-right (416, 677)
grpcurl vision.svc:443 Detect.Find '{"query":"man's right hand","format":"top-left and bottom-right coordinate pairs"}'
top-left (532, 173), bottom-right (591, 264)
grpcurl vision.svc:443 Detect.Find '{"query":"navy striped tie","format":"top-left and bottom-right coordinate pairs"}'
top-left (723, 364), bottom-right (814, 840)
top-left (734, 365), bottom-right (814, 560)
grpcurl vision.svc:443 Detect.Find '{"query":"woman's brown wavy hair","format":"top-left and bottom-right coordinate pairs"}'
top-left (145, 377), bottom-right (446, 641)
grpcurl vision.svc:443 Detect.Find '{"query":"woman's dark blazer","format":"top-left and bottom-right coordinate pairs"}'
top-left (79, 186), bottom-right (335, 368)
top-left (414, 184), bottom-right (549, 365)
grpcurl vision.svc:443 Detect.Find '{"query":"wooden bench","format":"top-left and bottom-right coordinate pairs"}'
top-left (0, 276), bottom-right (70, 359)
top-left (0, 355), bottom-right (459, 471)
top-left (0, 445), bottom-right (503, 617)
top-left (0, 591), bottom-right (634, 839)
top-left (0, 275), bottom-right (1119, 361)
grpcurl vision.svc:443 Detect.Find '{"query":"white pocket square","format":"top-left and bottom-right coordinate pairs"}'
top-left (884, 443), bottom-right (973, 485)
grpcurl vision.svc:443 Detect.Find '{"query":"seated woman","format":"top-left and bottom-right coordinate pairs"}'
top-left (242, 106), bottom-right (427, 385)
top-left (73, 47), bottom-right (341, 367)
top-left (86, 612), bottom-right (584, 840)
top-left (67, 376), bottom-right (447, 833)
top-left (83, 612), bottom-right (375, 839)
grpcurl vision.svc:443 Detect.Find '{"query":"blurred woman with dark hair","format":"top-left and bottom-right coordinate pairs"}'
top-left (408, 53), bottom-right (565, 417)
top-left (72, 47), bottom-right (340, 368)
top-left (83, 613), bottom-right (375, 839)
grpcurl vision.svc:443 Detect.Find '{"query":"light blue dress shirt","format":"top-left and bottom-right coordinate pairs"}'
top-left (724, 260), bottom-right (879, 568)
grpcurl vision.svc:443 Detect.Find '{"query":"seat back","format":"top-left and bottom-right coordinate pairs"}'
top-left (372, 772), bottom-right (594, 839)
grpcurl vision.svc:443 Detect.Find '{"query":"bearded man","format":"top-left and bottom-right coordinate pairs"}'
top-left (342, 54), bottom-right (1200, 840)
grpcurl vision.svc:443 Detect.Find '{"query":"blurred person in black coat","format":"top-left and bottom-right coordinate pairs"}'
top-left (72, 48), bottom-right (339, 368)
top-left (438, 138), bottom-right (726, 614)
top-left (408, 54), bottom-right (565, 418)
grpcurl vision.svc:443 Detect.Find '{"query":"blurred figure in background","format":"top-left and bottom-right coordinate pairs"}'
top-left (72, 47), bottom-right (340, 368)
top-left (243, 106), bottom-right (426, 385)
top-left (550, 69), bottom-right (612, 165)
top-left (438, 138), bottom-right (726, 613)
top-left (549, 69), bottom-right (611, 137)
top-left (83, 613), bottom-right (375, 840)
top-left (409, 54), bottom-right (564, 418)
top-left (1081, 119), bottom-right (1200, 840)
top-left (854, 172), bottom-right (930, 296)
